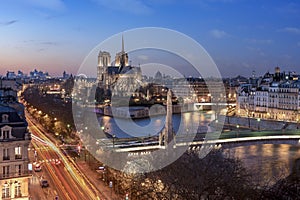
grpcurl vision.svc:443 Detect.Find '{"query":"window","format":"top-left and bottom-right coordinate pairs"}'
top-left (3, 148), bottom-right (10, 160)
top-left (15, 146), bottom-right (22, 159)
top-left (2, 114), bottom-right (9, 123)
top-left (15, 165), bottom-right (21, 176)
top-left (2, 182), bottom-right (10, 199)
top-left (14, 182), bottom-right (21, 197)
top-left (1, 126), bottom-right (12, 140)
top-left (3, 166), bottom-right (10, 178)
top-left (3, 130), bottom-right (10, 140)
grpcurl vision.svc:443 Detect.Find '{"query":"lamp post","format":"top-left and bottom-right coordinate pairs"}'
top-left (236, 124), bottom-right (240, 137)
top-left (112, 134), bottom-right (116, 148)
top-left (257, 118), bottom-right (261, 131)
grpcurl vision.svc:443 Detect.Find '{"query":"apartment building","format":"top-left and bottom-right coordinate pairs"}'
top-left (237, 67), bottom-right (300, 122)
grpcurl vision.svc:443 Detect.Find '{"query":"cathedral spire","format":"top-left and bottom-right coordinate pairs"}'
top-left (122, 34), bottom-right (124, 53)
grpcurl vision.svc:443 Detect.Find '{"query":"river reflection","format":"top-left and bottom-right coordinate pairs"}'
top-left (223, 144), bottom-right (300, 186)
top-left (97, 110), bottom-right (300, 187)
top-left (98, 111), bottom-right (213, 138)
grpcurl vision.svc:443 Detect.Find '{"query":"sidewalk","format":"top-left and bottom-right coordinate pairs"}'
top-left (76, 160), bottom-right (122, 200)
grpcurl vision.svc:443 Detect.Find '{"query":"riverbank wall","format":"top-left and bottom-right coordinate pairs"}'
top-left (222, 115), bottom-right (299, 131)
top-left (98, 103), bottom-right (195, 119)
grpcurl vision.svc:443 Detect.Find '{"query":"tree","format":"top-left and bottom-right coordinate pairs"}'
top-left (109, 150), bottom-right (257, 199)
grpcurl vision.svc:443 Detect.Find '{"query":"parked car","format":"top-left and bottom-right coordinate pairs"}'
top-left (34, 163), bottom-right (42, 172)
top-left (40, 179), bottom-right (49, 188)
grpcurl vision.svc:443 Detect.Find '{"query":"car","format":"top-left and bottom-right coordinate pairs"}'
top-left (40, 179), bottom-right (49, 188)
top-left (51, 159), bottom-right (61, 165)
top-left (34, 163), bottom-right (42, 172)
top-left (55, 159), bottom-right (61, 165)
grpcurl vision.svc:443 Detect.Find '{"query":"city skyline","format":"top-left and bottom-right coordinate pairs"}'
top-left (1, 0), bottom-right (300, 77)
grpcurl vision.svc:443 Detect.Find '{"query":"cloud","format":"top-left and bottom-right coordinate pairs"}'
top-left (91, 0), bottom-right (152, 15)
top-left (137, 55), bottom-right (149, 61)
top-left (246, 38), bottom-right (273, 45)
top-left (210, 29), bottom-right (229, 39)
top-left (281, 54), bottom-right (292, 60)
top-left (247, 47), bottom-right (265, 57)
top-left (26, 0), bottom-right (65, 11)
top-left (34, 10), bottom-right (63, 20)
top-left (39, 41), bottom-right (58, 46)
top-left (23, 40), bottom-right (59, 47)
top-left (0, 20), bottom-right (18, 26)
top-left (279, 27), bottom-right (300, 34)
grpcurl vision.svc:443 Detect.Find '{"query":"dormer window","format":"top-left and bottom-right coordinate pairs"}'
top-left (2, 114), bottom-right (9, 123)
top-left (3, 130), bottom-right (9, 139)
top-left (0, 126), bottom-right (12, 140)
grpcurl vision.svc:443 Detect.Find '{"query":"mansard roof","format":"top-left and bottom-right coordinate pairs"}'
top-left (0, 105), bottom-right (27, 126)
top-left (0, 105), bottom-right (28, 140)
top-left (290, 80), bottom-right (300, 88)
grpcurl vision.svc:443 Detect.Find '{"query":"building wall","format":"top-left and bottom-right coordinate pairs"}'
top-left (0, 107), bottom-right (30, 199)
top-left (236, 67), bottom-right (300, 122)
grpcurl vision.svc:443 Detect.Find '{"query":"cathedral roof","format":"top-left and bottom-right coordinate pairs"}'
top-left (107, 66), bottom-right (120, 75)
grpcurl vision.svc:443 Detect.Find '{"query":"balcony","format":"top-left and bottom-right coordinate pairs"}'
top-left (3, 156), bottom-right (10, 161)
top-left (0, 171), bottom-right (31, 180)
top-left (15, 155), bottom-right (22, 160)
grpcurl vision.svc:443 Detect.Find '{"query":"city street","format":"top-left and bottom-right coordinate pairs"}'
top-left (27, 113), bottom-right (104, 200)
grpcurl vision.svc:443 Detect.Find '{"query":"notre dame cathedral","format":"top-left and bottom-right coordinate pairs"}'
top-left (97, 36), bottom-right (142, 97)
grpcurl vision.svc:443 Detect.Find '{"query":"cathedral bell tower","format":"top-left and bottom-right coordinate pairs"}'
top-left (97, 51), bottom-right (111, 88)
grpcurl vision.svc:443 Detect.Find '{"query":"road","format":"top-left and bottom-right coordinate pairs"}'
top-left (27, 112), bottom-right (104, 200)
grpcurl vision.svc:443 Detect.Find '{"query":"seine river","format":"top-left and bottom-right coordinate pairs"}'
top-left (224, 144), bottom-right (300, 186)
top-left (98, 111), bottom-right (300, 186)
top-left (98, 111), bottom-right (213, 138)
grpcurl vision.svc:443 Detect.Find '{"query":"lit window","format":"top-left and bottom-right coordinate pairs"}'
top-left (15, 146), bottom-right (22, 159)
top-left (2, 182), bottom-right (10, 198)
top-left (14, 181), bottom-right (21, 197)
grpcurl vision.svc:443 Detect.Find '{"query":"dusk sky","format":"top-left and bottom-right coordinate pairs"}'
top-left (1, 0), bottom-right (300, 77)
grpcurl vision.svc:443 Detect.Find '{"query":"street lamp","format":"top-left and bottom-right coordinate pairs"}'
top-left (236, 124), bottom-right (240, 137)
top-left (112, 134), bottom-right (116, 148)
top-left (257, 118), bottom-right (261, 131)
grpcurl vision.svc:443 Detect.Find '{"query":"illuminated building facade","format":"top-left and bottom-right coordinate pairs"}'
top-left (0, 105), bottom-right (31, 199)
top-left (237, 67), bottom-right (300, 121)
top-left (97, 36), bottom-right (142, 97)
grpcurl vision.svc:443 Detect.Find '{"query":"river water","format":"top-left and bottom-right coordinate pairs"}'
top-left (98, 111), bottom-right (300, 186)
top-left (98, 111), bottom-right (213, 138)
top-left (223, 144), bottom-right (300, 186)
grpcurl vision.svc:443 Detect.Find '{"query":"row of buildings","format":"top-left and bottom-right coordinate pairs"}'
top-left (0, 78), bottom-right (31, 199)
top-left (95, 36), bottom-right (235, 105)
top-left (5, 69), bottom-right (71, 83)
top-left (237, 67), bottom-right (300, 122)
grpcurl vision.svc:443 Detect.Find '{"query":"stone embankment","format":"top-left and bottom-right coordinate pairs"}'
top-left (222, 115), bottom-right (299, 131)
